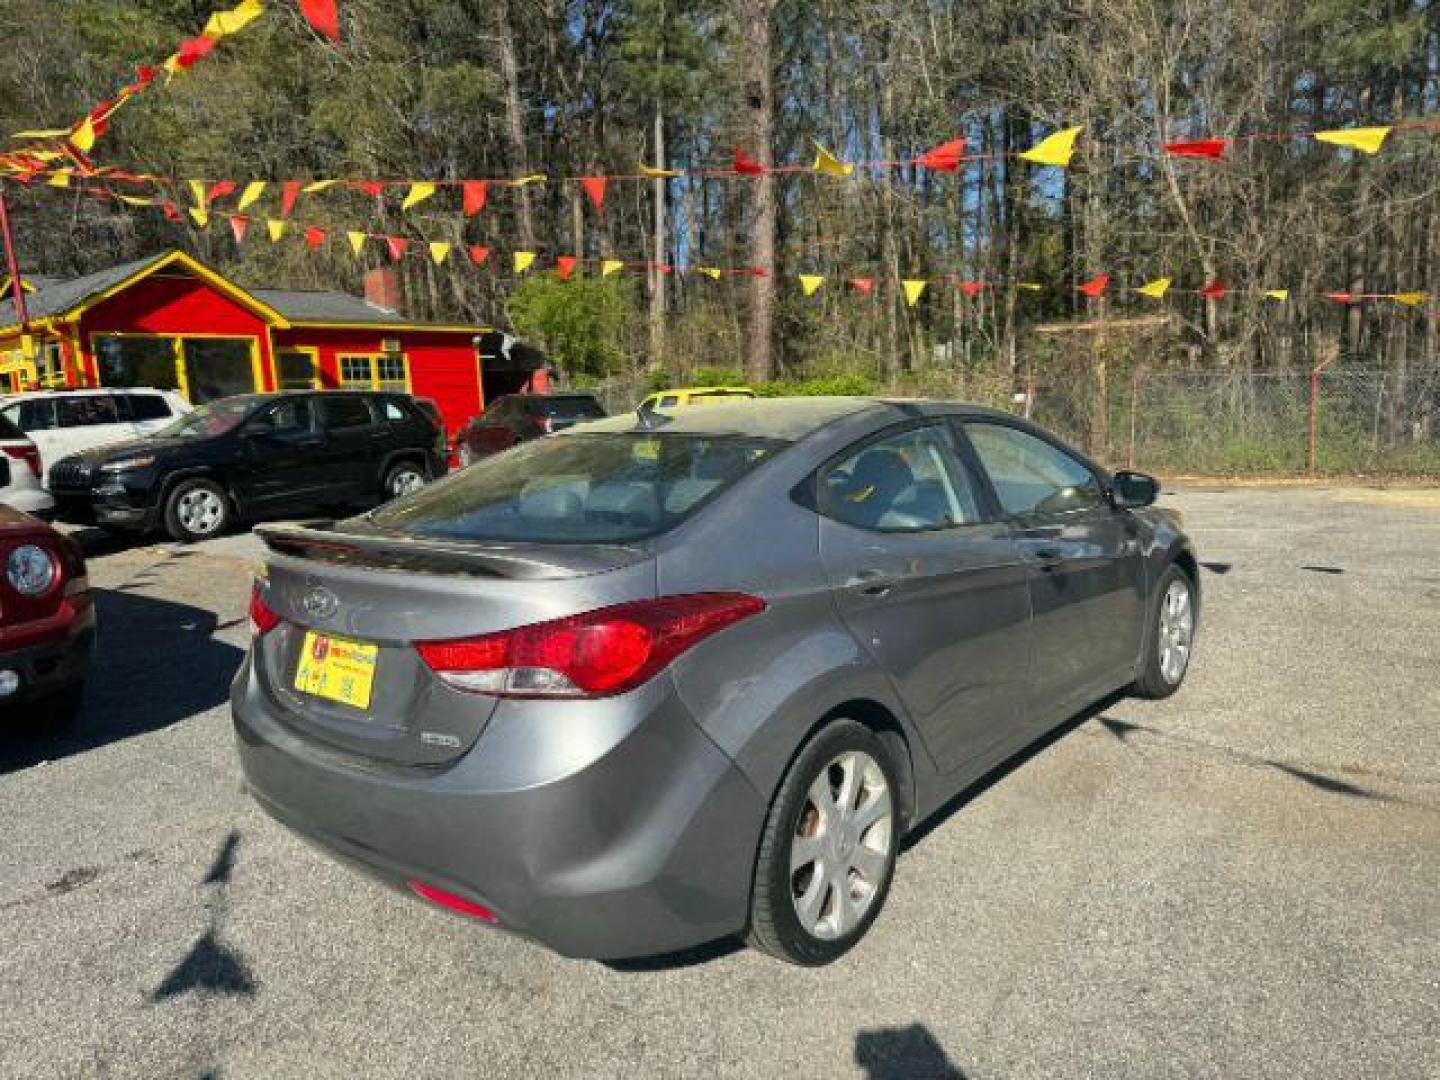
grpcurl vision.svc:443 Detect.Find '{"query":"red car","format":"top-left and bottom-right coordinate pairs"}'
top-left (0, 506), bottom-right (94, 729)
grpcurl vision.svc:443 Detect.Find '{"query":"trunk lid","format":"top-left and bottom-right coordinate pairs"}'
top-left (251, 523), bottom-right (655, 766)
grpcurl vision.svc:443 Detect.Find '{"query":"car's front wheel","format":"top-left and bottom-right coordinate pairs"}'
top-left (749, 719), bottom-right (900, 965)
top-left (163, 478), bottom-right (231, 543)
top-left (1133, 563), bottom-right (1197, 699)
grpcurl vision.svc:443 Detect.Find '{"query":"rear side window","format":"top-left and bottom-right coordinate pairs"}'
top-left (819, 425), bottom-right (983, 531)
top-left (56, 395), bottom-right (121, 428)
top-left (319, 396), bottom-right (374, 430)
top-left (368, 433), bottom-right (783, 543)
top-left (127, 393), bottom-right (173, 421)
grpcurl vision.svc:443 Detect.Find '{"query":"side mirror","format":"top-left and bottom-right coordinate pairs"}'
top-left (1110, 470), bottom-right (1159, 509)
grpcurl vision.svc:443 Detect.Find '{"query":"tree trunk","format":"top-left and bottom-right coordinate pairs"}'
top-left (650, 94), bottom-right (668, 369)
top-left (739, 0), bottom-right (778, 383)
top-left (495, 0), bottom-right (535, 251)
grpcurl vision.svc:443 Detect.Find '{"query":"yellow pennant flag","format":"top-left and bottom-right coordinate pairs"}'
top-left (47, 170), bottom-right (71, 188)
top-left (187, 179), bottom-right (208, 207)
top-left (1136, 277), bottom-right (1172, 299)
top-left (401, 182), bottom-right (436, 210)
top-left (237, 181), bottom-right (266, 211)
top-left (189, 207), bottom-right (210, 228)
top-left (799, 274), bottom-right (825, 296)
top-left (812, 142), bottom-right (853, 178)
top-left (1019, 125), bottom-right (1082, 168)
top-left (902, 279), bottom-right (928, 308)
top-left (513, 251), bottom-right (536, 274)
top-left (70, 116), bottom-right (97, 152)
top-left (266, 219), bottom-right (287, 242)
top-left (1263, 289), bottom-right (1289, 301)
top-left (162, 54), bottom-right (184, 81)
top-left (10, 128), bottom-right (70, 140)
top-left (601, 259), bottom-right (625, 277)
top-left (1016, 282), bottom-right (1044, 291)
top-left (347, 231), bottom-right (367, 256)
top-left (1391, 291), bottom-right (1428, 306)
top-left (118, 195), bottom-right (157, 207)
top-left (697, 267), bottom-right (723, 280)
top-left (204, 0), bottom-right (264, 38)
top-left (429, 241), bottom-right (452, 265)
top-left (1314, 126), bottom-right (1391, 156)
top-left (303, 179), bottom-right (339, 194)
top-left (638, 163), bottom-right (681, 179)
top-left (509, 174), bottom-right (547, 187)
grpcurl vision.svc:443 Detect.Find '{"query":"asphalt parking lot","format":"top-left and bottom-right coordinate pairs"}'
top-left (1, 486), bottom-right (1437, 1079)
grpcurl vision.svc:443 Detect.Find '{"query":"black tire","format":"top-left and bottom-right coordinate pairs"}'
top-left (163, 478), bottom-right (232, 543)
top-left (383, 460), bottom-right (429, 501)
top-left (1132, 563), bottom-right (1198, 700)
top-left (749, 719), bottom-right (901, 966)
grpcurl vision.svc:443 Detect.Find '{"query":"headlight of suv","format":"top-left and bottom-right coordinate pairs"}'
top-left (101, 455), bottom-right (156, 472)
top-left (7, 544), bottom-right (56, 596)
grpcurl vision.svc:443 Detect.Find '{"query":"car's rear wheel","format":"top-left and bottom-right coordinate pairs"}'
top-left (1133, 564), bottom-right (1197, 699)
top-left (749, 719), bottom-right (899, 965)
top-left (164, 478), bottom-right (231, 543)
top-left (384, 460), bottom-right (428, 500)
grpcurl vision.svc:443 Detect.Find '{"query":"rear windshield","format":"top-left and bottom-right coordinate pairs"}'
top-left (366, 433), bottom-right (783, 543)
top-left (534, 396), bottom-right (605, 420)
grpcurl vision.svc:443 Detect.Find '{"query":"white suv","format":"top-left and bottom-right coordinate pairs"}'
top-left (0, 389), bottom-right (192, 480)
top-left (0, 412), bottom-right (53, 517)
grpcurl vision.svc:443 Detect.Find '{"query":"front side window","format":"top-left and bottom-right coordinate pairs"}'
top-left (126, 393), bottom-right (173, 421)
top-left (56, 395), bottom-right (121, 428)
top-left (366, 433), bottom-right (783, 544)
top-left (249, 398), bottom-right (315, 436)
top-left (819, 425), bottom-right (982, 532)
top-left (963, 422), bottom-right (1105, 517)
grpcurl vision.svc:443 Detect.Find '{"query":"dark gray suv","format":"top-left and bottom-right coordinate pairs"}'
top-left (233, 398), bottom-right (1198, 965)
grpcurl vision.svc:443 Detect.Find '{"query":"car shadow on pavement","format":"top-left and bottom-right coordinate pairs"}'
top-left (855, 1024), bottom-right (968, 1079)
top-left (0, 588), bottom-right (244, 775)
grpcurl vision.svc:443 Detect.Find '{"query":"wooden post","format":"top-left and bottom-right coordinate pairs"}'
top-left (1128, 363), bottom-right (1145, 468)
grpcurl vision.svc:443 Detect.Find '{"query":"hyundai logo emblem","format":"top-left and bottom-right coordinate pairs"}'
top-left (300, 586), bottom-right (340, 622)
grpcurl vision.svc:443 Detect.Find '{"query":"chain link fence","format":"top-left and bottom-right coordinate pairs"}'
top-left (582, 365), bottom-right (1440, 477)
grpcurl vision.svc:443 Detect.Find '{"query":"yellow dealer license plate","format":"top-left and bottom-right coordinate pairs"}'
top-left (294, 631), bottom-right (378, 710)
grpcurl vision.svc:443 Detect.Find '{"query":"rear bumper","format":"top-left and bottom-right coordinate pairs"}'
top-left (231, 655), bottom-right (766, 959)
top-left (2, 488), bottom-right (54, 516)
top-left (0, 604), bottom-right (96, 709)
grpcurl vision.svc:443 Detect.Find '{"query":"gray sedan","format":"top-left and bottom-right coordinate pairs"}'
top-left (232, 397), bottom-right (1198, 965)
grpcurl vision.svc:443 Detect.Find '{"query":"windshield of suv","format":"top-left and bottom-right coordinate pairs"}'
top-left (366, 432), bottom-right (783, 543)
top-left (153, 397), bottom-right (259, 439)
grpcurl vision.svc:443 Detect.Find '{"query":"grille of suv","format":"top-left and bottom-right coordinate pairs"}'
top-left (48, 460), bottom-right (95, 490)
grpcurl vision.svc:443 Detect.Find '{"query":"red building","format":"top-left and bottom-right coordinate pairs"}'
top-left (0, 249), bottom-right (540, 437)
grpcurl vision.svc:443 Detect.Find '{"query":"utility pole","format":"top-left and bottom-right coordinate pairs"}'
top-left (0, 192), bottom-right (31, 331)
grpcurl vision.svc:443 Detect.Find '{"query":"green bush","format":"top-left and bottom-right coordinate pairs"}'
top-left (506, 276), bottom-right (635, 378)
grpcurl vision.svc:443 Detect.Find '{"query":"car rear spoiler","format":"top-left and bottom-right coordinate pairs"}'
top-left (255, 521), bottom-right (647, 581)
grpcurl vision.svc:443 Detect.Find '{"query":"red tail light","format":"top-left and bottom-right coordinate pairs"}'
top-left (415, 592), bottom-right (766, 698)
top-left (536, 416), bottom-right (554, 434)
top-left (249, 584), bottom-right (281, 637)
top-left (2, 444), bottom-right (41, 479)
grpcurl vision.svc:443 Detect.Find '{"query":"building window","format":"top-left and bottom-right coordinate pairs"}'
top-left (94, 336), bottom-right (180, 391)
top-left (339, 353), bottom-right (409, 391)
top-left (277, 349), bottom-right (319, 390)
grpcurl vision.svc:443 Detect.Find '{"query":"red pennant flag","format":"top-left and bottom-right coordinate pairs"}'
top-left (1164, 139), bottom-right (1228, 160)
top-left (280, 180), bottom-right (302, 218)
top-left (653, 263), bottom-right (676, 276)
top-left (1077, 273), bottom-right (1111, 298)
top-left (462, 180), bottom-right (488, 217)
top-left (959, 280), bottom-right (985, 299)
top-left (175, 35), bottom-right (217, 69)
top-left (1199, 279), bottom-right (1227, 300)
top-left (733, 148), bottom-right (767, 175)
top-left (849, 277), bottom-right (875, 296)
top-left (299, 0), bottom-right (342, 42)
top-left (229, 215), bottom-right (250, 244)
top-left (304, 226), bottom-right (327, 251)
top-left (207, 180), bottom-right (238, 202)
top-left (385, 236), bottom-right (410, 262)
top-left (917, 138), bottom-right (967, 171)
top-left (161, 201), bottom-right (182, 223)
top-left (1325, 292), bottom-right (1356, 304)
top-left (556, 255), bottom-right (579, 281)
top-left (467, 245), bottom-right (491, 267)
top-left (133, 65), bottom-right (157, 88)
top-left (358, 181), bottom-right (385, 198)
top-left (579, 176), bottom-right (607, 211)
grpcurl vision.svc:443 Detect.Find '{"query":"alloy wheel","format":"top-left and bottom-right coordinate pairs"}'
top-left (177, 488), bottom-right (225, 535)
top-left (1158, 578), bottom-right (1194, 685)
top-left (789, 750), bottom-right (894, 941)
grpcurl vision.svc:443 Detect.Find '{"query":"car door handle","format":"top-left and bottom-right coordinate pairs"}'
top-left (849, 569), bottom-right (897, 597)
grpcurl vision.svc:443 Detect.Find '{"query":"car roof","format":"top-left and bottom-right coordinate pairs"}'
top-left (564, 396), bottom-right (887, 440)
top-left (0, 387), bottom-right (179, 400)
top-left (653, 386), bottom-right (756, 396)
